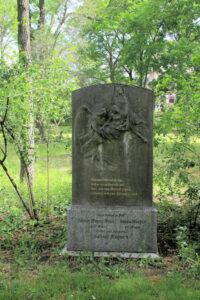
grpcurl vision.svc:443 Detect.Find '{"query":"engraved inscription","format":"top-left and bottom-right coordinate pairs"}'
top-left (90, 178), bottom-right (138, 197)
top-left (77, 213), bottom-right (146, 241)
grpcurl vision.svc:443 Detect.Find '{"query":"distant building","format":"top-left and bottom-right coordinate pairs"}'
top-left (166, 93), bottom-right (175, 105)
top-left (147, 72), bottom-right (176, 112)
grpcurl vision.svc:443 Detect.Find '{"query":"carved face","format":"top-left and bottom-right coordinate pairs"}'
top-left (110, 105), bottom-right (121, 120)
top-left (94, 108), bottom-right (107, 126)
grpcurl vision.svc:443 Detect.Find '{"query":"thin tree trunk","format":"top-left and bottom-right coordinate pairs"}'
top-left (38, 0), bottom-right (45, 28)
top-left (143, 72), bottom-right (148, 88)
top-left (17, 0), bottom-right (31, 60)
top-left (46, 130), bottom-right (50, 216)
top-left (0, 19), bottom-right (5, 60)
top-left (20, 155), bottom-right (26, 182)
top-left (17, 0), bottom-right (35, 182)
top-left (129, 70), bottom-right (133, 81)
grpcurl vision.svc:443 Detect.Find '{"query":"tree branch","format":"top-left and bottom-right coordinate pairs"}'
top-left (52, 0), bottom-right (68, 50)
top-left (0, 123), bottom-right (7, 164)
top-left (1, 96), bottom-right (9, 124)
top-left (77, 13), bottom-right (102, 22)
top-left (0, 97), bottom-right (34, 219)
top-left (0, 161), bottom-right (33, 219)
top-left (0, 97), bottom-right (9, 164)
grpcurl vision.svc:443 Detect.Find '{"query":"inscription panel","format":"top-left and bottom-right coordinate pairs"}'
top-left (67, 206), bottom-right (157, 253)
top-left (78, 214), bottom-right (145, 241)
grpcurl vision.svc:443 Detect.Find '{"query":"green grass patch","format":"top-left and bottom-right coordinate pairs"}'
top-left (0, 138), bottom-right (72, 217)
top-left (0, 266), bottom-right (200, 300)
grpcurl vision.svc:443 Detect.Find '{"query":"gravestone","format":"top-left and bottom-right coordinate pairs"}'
top-left (66, 84), bottom-right (157, 257)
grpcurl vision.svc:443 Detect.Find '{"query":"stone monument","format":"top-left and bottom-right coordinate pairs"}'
top-left (66, 83), bottom-right (157, 258)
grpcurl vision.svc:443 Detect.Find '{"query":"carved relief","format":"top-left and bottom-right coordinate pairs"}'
top-left (75, 86), bottom-right (148, 171)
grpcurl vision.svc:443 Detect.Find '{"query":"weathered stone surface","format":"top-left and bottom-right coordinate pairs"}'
top-left (67, 206), bottom-right (157, 253)
top-left (72, 84), bottom-right (154, 207)
top-left (66, 84), bottom-right (157, 256)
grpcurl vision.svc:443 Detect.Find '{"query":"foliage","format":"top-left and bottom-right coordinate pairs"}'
top-left (0, 57), bottom-right (76, 137)
top-left (0, 0), bottom-right (17, 60)
top-left (0, 57), bottom-right (76, 219)
top-left (29, 0), bottom-right (77, 63)
top-left (153, 38), bottom-right (200, 263)
top-left (154, 54), bottom-right (200, 245)
top-left (157, 198), bottom-right (200, 254)
top-left (74, 0), bottom-right (200, 86)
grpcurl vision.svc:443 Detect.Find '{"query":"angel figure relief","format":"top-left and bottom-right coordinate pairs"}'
top-left (74, 86), bottom-right (148, 172)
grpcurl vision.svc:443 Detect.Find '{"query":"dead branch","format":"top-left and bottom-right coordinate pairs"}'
top-left (0, 162), bottom-right (33, 219)
top-left (0, 97), bottom-right (9, 164)
top-left (5, 125), bottom-right (39, 220)
top-left (0, 97), bottom-right (34, 219)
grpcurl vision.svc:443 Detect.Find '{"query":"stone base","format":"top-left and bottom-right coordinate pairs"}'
top-left (67, 205), bottom-right (157, 253)
top-left (60, 245), bottom-right (158, 259)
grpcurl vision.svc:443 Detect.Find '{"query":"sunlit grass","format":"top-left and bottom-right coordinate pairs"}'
top-left (0, 137), bottom-right (72, 216)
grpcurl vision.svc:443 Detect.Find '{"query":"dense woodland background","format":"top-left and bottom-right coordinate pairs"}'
top-left (0, 0), bottom-right (200, 298)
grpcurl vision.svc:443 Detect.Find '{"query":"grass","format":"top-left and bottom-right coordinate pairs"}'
top-left (0, 265), bottom-right (200, 300)
top-left (0, 136), bottom-right (72, 216)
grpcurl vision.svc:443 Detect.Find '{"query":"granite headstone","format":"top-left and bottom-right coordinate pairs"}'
top-left (66, 84), bottom-right (157, 257)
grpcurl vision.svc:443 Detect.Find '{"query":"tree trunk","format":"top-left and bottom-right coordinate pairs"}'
top-left (17, 0), bottom-right (31, 60)
top-left (0, 17), bottom-right (5, 60)
top-left (17, 0), bottom-right (35, 182)
top-left (128, 70), bottom-right (133, 81)
top-left (38, 0), bottom-right (45, 28)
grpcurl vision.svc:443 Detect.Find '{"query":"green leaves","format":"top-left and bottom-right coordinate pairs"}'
top-left (75, 0), bottom-right (200, 87)
top-left (0, 55), bottom-right (78, 161)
